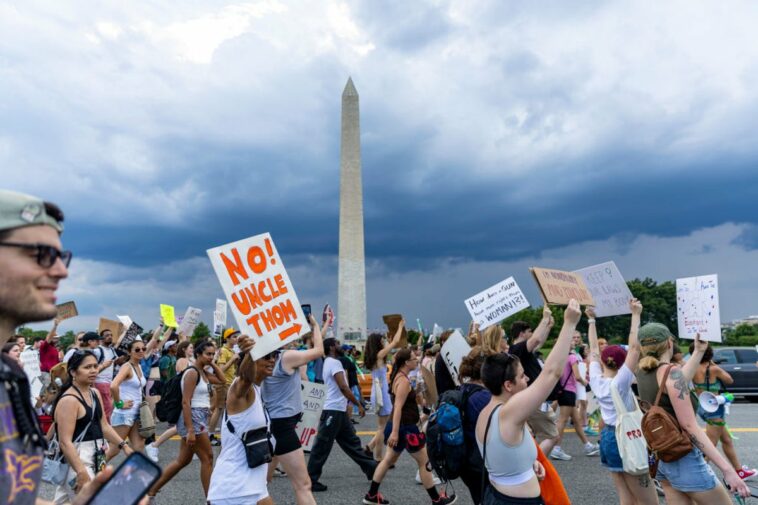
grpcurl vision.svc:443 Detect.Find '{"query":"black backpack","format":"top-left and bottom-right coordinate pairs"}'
top-left (155, 366), bottom-right (199, 424)
top-left (426, 384), bottom-right (484, 482)
top-left (545, 368), bottom-right (572, 402)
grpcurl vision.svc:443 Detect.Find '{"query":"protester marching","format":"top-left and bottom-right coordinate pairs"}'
top-left (2, 188), bottom-right (757, 505)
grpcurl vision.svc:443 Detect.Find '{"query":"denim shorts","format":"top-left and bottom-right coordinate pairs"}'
top-left (110, 411), bottom-right (138, 427)
top-left (656, 447), bottom-right (718, 492)
top-left (697, 404), bottom-right (726, 425)
top-left (177, 407), bottom-right (210, 438)
top-left (599, 425), bottom-right (624, 472)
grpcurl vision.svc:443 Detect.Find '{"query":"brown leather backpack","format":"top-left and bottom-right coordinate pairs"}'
top-left (640, 364), bottom-right (692, 462)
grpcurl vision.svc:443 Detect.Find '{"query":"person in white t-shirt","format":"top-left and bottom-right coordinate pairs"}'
top-left (306, 338), bottom-right (377, 493)
top-left (588, 299), bottom-right (689, 505)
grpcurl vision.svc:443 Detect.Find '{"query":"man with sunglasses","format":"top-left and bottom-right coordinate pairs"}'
top-left (0, 190), bottom-right (68, 504)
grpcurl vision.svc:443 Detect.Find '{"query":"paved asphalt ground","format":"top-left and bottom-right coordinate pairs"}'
top-left (40, 402), bottom-right (758, 505)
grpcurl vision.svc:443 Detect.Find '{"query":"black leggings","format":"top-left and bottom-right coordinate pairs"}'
top-left (483, 484), bottom-right (544, 505)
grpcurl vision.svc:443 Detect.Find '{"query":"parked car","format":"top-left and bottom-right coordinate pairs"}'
top-left (712, 346), bottom-right (758, 401)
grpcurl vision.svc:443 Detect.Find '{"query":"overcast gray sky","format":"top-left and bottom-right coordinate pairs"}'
top-left (4, 1), bottom-right (758, 334)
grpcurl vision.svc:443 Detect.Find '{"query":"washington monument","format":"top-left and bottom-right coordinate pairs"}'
top-left (337, 77), bottom-right (367, 340)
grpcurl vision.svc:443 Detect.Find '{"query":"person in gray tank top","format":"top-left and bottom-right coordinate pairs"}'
top-left (475, 299), bottom-right (582, 505)
top-left (260, 314), bottom-right (325, 505)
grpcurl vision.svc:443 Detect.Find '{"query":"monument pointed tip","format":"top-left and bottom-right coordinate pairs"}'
top-left (343, 77), bottom-right (358, 97)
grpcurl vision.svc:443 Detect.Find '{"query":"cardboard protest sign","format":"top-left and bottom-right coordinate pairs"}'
top-left (178, 306), bottom-right (202, 336)
top-left (382, 314), bottom-right (408, 347)
top-left (530, 267), bottom-right (595, 306)
top-left (440, 330), bottom-right (471, 386)
top-left (98, 318), bottom-right (123, 338)
top-left (20, 349), bottom-right (43, 400)
top-left (465, 276), bottom-right (530, 330)
top-left (574, 261), bottom-right (633, 317)
top-left (676, 274), bottom-right (721, 342)
top-left (420, 365), bottom-right (438, 406)
top-left (296, 381), bottom-right (326, 451)
top-left (56, 301), bottom-right (78, 321)
top-left (207, 233), bottom-right (309, 359)
top-left (160, 304), bottom-right (178, 328)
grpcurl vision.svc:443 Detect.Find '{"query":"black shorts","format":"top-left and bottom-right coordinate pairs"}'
top-left (383, 422), bottom-right (426, 453)
top-left (556, 390), bottom-right (576, 407)
top-left (270, 413), bottom-right (303, 456)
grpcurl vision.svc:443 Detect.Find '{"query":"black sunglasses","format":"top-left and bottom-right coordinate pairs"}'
top-left (0, 242), bottom-right (72, 268)
top-left (262, 350), bottom-right (281, 361)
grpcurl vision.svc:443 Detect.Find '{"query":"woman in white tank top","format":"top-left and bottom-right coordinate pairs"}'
top-left (107, 339), bottom-right (148, 460)
top-left (149, 339), bottom-right (227, 500)
top-left (209, 335), bottom-right (276, 505)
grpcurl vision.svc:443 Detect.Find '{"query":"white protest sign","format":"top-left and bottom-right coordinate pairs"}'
top-left (574, 261), bottom-right (633, 318)
top-left (117, 315), bottom-right (133, 330)
top-left (440, 330), bottom-right (471, 386)
top-left (20, 349), bottom-right (43, 400)
top-left (676, 274), bottom-right (721, 342)
top-left (296, 381), bottom-right (326, 451)
top-left (178, 307), bottom-right (202, 336)
top-left (215, 299), bottom-right (227, 324)
top-left (207, 233), bottom-right (309, 359)
top-left (465, 276), bottom-right (530, 330)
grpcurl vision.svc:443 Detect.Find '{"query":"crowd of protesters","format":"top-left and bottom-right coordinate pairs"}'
top-left (1, 188), bottom-right (755, 505)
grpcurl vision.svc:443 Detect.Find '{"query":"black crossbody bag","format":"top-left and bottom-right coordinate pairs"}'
top-left (224, 387), bottom-right (273, 469)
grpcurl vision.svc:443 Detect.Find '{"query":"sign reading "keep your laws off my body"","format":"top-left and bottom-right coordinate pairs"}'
top-left (207, 233), bottom-right (309, 359)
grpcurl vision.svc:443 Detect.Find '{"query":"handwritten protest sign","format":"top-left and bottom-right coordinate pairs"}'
top-left (56, 301), bottom-right (78, 321)
top-left (440, 330), bottom-right (471, 386)
top-left (20, 349), bottom-right (43, 400)
top-left (465, 277), bottom-right (530, 330)
top-left (296, 381), bottom-right (326, 451)
top-left (574, 261), bottom-right (633, 317)
top-left (676, 274), bottom-right (721, 342)
top-left (531, 267), bottom-right (595, 306)
top-left (98, 318), bottom-right (123, 337)
top-left (178, 307), bottom-right (202, 336)
top-left (382, 314), bottom-right (408, 347)
top-left (207, 233), bottom-right (309, 359)
top-left (117, 315), bottom-right (133, 329)
top-left (160, 304), bottom-right (178, 328)
top-left (213, 299), bottom-right (227, 336)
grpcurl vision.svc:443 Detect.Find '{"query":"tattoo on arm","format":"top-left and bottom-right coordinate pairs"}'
top-left (669, 369), bottom-right (689, 400)
top-left (689, 434), bottom-right (705, 451)
top-left (637, 475), bottom-right (650, 488)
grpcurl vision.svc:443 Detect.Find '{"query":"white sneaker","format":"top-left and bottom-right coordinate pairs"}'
top-left (550, 447), bottom-right (572, 461)
top-left (584, 442), bottom-right (600, 456)
top-left (146, 443), bottom-right (159, 463)
top-left (415, 469), bottom-right (442, 485)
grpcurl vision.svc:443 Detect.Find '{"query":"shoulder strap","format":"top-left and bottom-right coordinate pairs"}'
top-left (481, 404), bottom-right (501, 498)
top-left (705, 363), bottom-right (711, 391)
top-left (654, 364), bottom-right (674, 407)
top-left (182, 366), bottom-right (201, 385)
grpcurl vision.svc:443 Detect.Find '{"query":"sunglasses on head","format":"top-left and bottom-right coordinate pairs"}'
top-left (0, 242), bottom-right (73, 268)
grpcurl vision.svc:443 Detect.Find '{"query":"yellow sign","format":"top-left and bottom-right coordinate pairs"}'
top-left (160, 304), bottom-right (178, 328)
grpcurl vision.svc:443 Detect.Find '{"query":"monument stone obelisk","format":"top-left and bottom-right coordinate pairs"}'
top-left (337, 77), bottom-right (367, 341)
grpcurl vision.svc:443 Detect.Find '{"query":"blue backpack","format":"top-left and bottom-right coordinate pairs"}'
top-left (425, 385), bottom-right (483, 482)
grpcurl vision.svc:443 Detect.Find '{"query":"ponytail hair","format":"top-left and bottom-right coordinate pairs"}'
top-left (51, 350), bottom-right (97, 415)
top-left (389, 348), bottom-right (413, 386)
top-left (638, 340), bottom-right (670, 371)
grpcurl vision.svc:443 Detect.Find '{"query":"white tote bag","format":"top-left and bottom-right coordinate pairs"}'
top-left (610, 382), bottom-right (649, 475)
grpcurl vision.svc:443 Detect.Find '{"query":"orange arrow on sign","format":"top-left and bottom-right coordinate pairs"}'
top-left (278, 323), bottom-right (302, 341)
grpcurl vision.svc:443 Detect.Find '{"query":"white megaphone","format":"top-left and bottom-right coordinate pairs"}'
top-left (698, 391), bottom-right (734, 416)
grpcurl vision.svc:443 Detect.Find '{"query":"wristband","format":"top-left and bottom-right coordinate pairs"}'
top-left (114, 400), bottom-right (124, 409)
top-left (587, 319), bottom-right (596, 324)
top-left (118, 440), bottom-right (128, 449)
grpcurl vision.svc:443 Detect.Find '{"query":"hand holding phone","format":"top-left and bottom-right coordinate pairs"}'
top-left (83, 452), bottom-right (162, 505)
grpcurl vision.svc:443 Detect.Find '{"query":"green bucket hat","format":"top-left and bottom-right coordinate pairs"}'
top-left (0, 190), bottom-right (64, 233)
top-left (638, 322), bottom-right (674, 347)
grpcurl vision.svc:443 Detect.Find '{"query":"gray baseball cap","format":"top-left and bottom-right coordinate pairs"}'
top-left (0, 190), bottom-right (64, 233)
